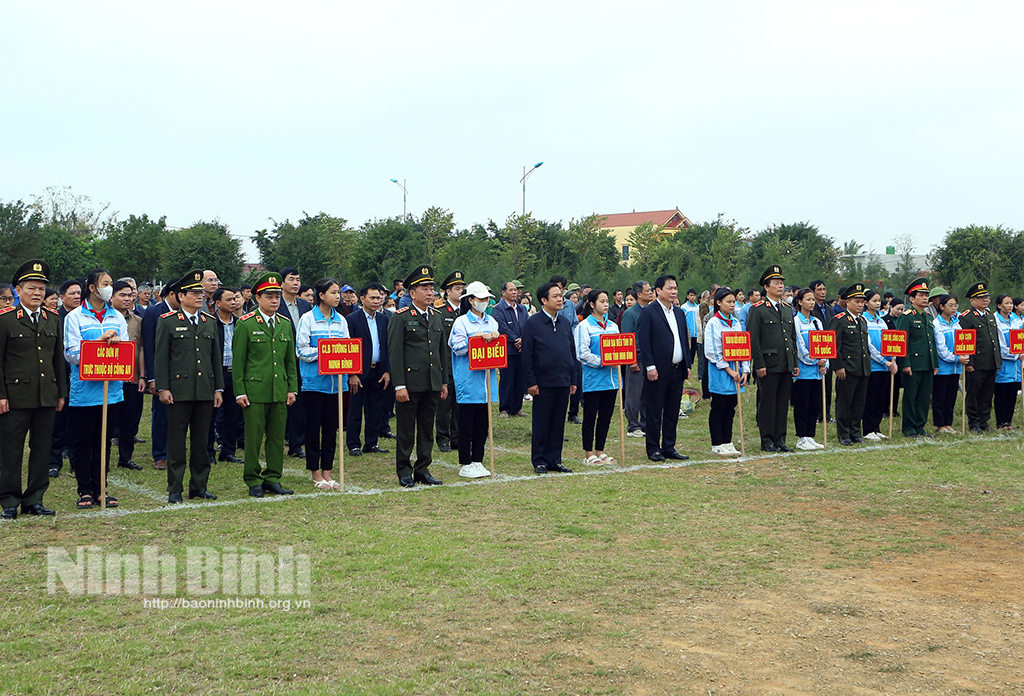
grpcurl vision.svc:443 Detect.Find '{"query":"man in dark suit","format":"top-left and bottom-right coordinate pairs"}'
top-left (49, 278), bottom-right (82, 477)
top-left (142, 279), bottom-right (180, 471)
top-left (810, 279), bottom-right (835, 421)
top-left (433, 270), bottom-right (464, 452)
top-left (277, 267), bottom-right (312, 458)
top-left (492, 280), bottom-right (529, 418)
top-left (522, 282), bottom-right (576, 474)
top-left (346, 283), bottom-right (391, 456)
top-left (212, 287), bottom-right (243, 462)
top-left (636, 274), bottom-right (691, 462)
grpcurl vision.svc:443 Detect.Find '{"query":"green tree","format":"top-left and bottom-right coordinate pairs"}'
top-left (625, 221), bottom-right (664, 274)
top-left (565, 214), bottom-right (619, 278)
top-left (96, 214), bottom-right (167, 282)
top-left (928, 224), bottom-right (1020, 295)
top-left (260, 213), bottom-right (354, 283)
top-left (707, 219), bottom-right (751, 286)
top-left (496, 213), bottom-right (539, 279)
top-left (162, 220), bottom-right (245, 285)
top-left (348, 217), bottom-right (426, 288)
top-left (29, 185), bottom-right (115, 236)
top-left (0, 200), bottom-right (43, 282)
top-left (39, 224), bottom-right (99, 282)
top-left (421, 206), bottom-right (455, 267)
top-left (889, 234), bottom-right (921, 293)
top-left (748, 221), bottom-right (840, 288)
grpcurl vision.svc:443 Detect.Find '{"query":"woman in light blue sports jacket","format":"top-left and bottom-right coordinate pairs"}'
top-left (574, 289), bottom-right (621, 466)
top-left (932, 294), bottom-right (967, 433)
top-left (994, 294), bottom-right (1023, 429)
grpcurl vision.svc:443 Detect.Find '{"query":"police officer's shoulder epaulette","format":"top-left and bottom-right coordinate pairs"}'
top-left (395, 306), bottom-right (410, 314)
top-left (781, 301), bottom-right (792, 308)
top-left (834, 312), bottom-right (846, 320)
top-left (960, 310), bottom-right (970, 317)
top-left (160, 310), bottom-right (176, 318)
top-left (200, 310), bottom-right (216, 319)
top-left (432, 298), bottom-right (444, 307)
top-left (240, 311), bottom-right (257, 321)
top-left (277, 313), bottom-right (290, 322)
top-left (753, 300), bottom-right (765, 307)
top-left (0, 306), bottom-right (14, 315)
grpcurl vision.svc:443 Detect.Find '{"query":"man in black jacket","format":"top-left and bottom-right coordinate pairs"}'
top-left (521, 282), bottom-right (576, 474)
top-left (142, 279), bottom-right (180, 470)
top-left (492, 281), bottom-right (529, 418)
top-left (276, 267), bottom-right (312, 458)
top-left (212, 287), bottom-right (243, 462)
top-left (346, 283), bottom-right (391, 456)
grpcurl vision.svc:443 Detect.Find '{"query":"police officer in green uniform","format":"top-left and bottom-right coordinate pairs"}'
top-left (747, 265), bottom-right (798, 452)
top-left (828, 283), bottom-right (871, 445)
top-left (388, 265), bottom-right (450, 487)
top-left (0, 260), bottom-right (65, 519)
top-left (895, 278), bottom-right (939, 438)
top-left (959, 281), bottom-right (1001, 433)
top-left (233, 272), bottom-right (298, 497)
top-left (434, 270), bottom-right (464, 453)
top-left (155, 269), bottom-right (224, 503)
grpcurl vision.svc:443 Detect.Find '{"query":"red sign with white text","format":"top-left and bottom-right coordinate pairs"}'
top-left (721, 331), bottom-right (752, 362)
top-left (79, 341), bottom-right (136, 382)
top-left (318, 338), bottom-right (363, 375)
top-left (880, 330), bottom-right (907, 358)
top-left (1010, 329), bottom-right (1024, 355)
top-left (600, 333), bottom-right (637, 366)
top-left (469, 335), bottom-right (508, 370)
top-left (954, 329), bottom-right (977, 356)
top-left (808, 330), bottom-right (838, 359)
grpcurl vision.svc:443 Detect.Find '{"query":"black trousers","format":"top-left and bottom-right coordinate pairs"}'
top-left (567, 363), bottom-right (582, 419)
top-left (304, 390), bottom-right (348, 471)
top-left (708, 393), bottom-right (737, 446)
top-left (72, 403), bottom-right (121, 498)
top-left (395, 390), bottom-right (440, 478)
top-left (0, 406), bottom-right (55, 509)
top-left (756, 371), bottom-right (792, 448)
top-left (644, 364), bottom-right (685, 456)
top-left (863, 371), bottom-right (890, 435)
top-left (965, 369), bottom-right (996, 429)
top-left (790, 379), bottom-right (821, 439)
top-left (151, 395), bottom-right (167, 461)
top-left (48, 400), bottom-right (73, 472)
top-left (582, 389), bottom-right (617, 451)
top-left (498, 354), bottom-right (525, 415)
top-left (214, 366), bottom-right (243, 456)
top-left (166, 400), bottom-right (214, 495)
top-left (994, 382), bottom-right (1019, 427)
top-left (531, 386), bottom-right (570, 469)
top-left (435, 378), bottom-right (459, 448)
top-left (932, 373), bottom-right (960, 427)
top-left (380, 384), bottom-right (395, 437)
top-left (117, 382), bottom-right (144, 465)
top-left (347, 363), bottom-right (387, 451)
top-left (835, 373), bottom-right (868, 441)
top-left (457, 402), bottom-right (489, 465)
top-left (285, 391), bottom-right (306, 452)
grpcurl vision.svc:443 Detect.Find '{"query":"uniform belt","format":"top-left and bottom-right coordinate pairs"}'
top-left (224, 366), bottom-right (232, 372)
top-left (370, 362), bottom-right (378, 369)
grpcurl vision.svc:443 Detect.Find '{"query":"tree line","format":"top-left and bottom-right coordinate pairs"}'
top-left (1, 186), bottom-right (1020, 300)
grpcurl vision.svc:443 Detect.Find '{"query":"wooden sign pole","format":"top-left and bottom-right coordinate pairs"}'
top-left (100, 380), bottom-right (109, 510)
top-left (962, 369), bottom-right (967, 434)
top-left (338, 387), bottom-right (345, 490)
top-left (889, 370), bottom-right (895, 440)
top-left (823, 375), bottom-right (830, 447)
top-left (735, 362), bottom-right (745, 456)
top-left (486, 370), bottom-right (495, 476)
top-left (617, 373), bottom-right (626, 467)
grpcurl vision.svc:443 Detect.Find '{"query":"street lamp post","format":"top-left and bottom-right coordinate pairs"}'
top-left (519, 162), bottom-right (543, 216)
top-left (389, 178), bottom-right (408, 220)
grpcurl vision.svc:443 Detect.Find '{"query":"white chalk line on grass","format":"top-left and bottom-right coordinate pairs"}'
top-left (58, 434), bottom-right (1014, 521)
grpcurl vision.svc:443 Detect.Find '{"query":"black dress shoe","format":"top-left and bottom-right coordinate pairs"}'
top-left (399, 476), bottom-right (415, 488)
top-left (48, 467), bottom-right (59, 478)
top-left (363, 446), bottom-right (388, 454)
top-left (262, 482), bottom-right (294, 495)
top-left (648, 451), bottom-right (666, 462)
top-left (249, 485), bottom-right (265, 498)
top-left (117, 460), bottom-right (143, 470)
top-left (414, 471), bottom-right (443, 485)
top-left (218, 453), bottom-right (243, 463)
top-left (381, 431), bottom-right (396, 439)
top-left (1, 507), bottom-right (17, 520)
top-left (348, 448), bottom-right (363, 457)
top-left (918, 431), bottom-right (935, 439)
top-left (533, 465), bottom-right (548, 474)
top-left (663, 449), bottom-right (689, 461)
top-left (775, 445), bottom-right (795, 452)
top-left (761, 443), bottom-right (780, 452)
top-left (168, 493), bottom-right (184, 504)
top-left (567, 416), bottom-right (583, 425)
top-left (22, 503), bottom-right (55, 516)
top-left (189, 491), bottom-right (218, 500)
top-left (437, 443), bottom-right (451, 452)
top-left (547, 463), bottom-right (573, 473)
top-left (288, 448), bottom-right (305, 459)
top-left (851, 437), bottom-right (863, 444)
top-left (840, 438), bottom-right (853, 446)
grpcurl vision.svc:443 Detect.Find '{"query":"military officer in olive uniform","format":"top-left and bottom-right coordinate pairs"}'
top-left (233, 272), bottom-right (298, 497)
top-left (434, 269), bottom-right (464, 452)
top-left (828, 283), bottom-right (872, 445)
top-left (958, 281), bottom-right (1001, 433)
top-left (895, 278), bottom-right (939, 438)
top-left (155, 269), bottom-right (224, 503)
top-left (747, 265), bottom-right (798, 452)
top-left (388, 265), bottom-right (450, 487)
top-left (0, 260), bottom-right (65, 520)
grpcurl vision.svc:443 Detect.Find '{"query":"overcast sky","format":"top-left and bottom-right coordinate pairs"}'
top-left (3, 1), bottom-right (1021, 262)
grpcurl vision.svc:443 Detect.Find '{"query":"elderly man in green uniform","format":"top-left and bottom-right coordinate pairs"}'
top-left (388, 265), bottom-right (450, 488)
top-left (959, 281), bottom-right (1001, 433)
top-left (434, 270), bottom-right (464, 453)
top-left (0, 260), bottom-right (65, 519)
top-left (747, 265), bottom-right (799, 452)
top-left (828, 283), bottom-right (871, 445)
top-left (233, 272), bottom-right (298, 497)
top-left (155, 269), bottom-right (224, 504)
top-left (895, 278), bottom-right (939, 438)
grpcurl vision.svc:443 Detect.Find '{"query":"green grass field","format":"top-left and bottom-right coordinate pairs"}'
top-left (2, 388), bottom-right (1023, 695)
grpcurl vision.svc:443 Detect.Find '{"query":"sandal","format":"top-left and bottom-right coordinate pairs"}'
top-left (598, 453), bottom-right (616, 465)
top-left (325, 480), bottom-right (342, 490)
top-left (76, 494), bottom-right (94, 509)
top-left (583, 455), bottom-right (603, 466)
top-left (104, 496), bottom-right (119, 508)
top-left (313, 479), bottom-right (332, 490)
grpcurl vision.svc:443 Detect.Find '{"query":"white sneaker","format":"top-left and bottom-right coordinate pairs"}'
top-left (876, 432), bottom-right (889, 439)
top-left (459, 462), bottom-right (490, 479)
top-left (796, 438), bottom-right (817, 451)
top-left (627, 430), bottom-right (645, 438)
top-left (721, 443), bottom-right (741, 456)
top-left (472, 462), bottom-right (491, 478)
top-left (811, 438), bottom-right (825, 449)
top-left (523, 394), bottom-right (533, 402)
top-left (863, 432), bottom-right (881, 441)
top-left (711, 445), bottom-right (729, 455)
top-left (679, 410), bottom-right (689, 419)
